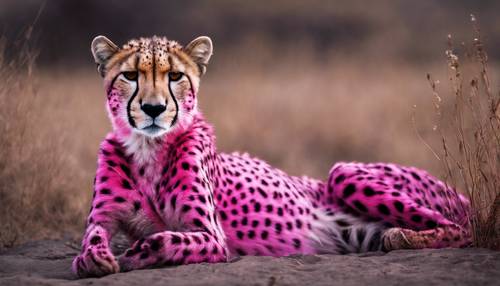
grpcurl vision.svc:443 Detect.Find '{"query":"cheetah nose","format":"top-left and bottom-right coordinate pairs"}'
top-left (141, 104), bottom-right (166, 118)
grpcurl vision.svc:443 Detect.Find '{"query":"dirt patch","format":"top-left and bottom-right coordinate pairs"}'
top-left (0, 240), bottom-right (499, 286)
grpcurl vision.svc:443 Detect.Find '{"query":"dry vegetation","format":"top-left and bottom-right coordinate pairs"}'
top-left (424, 16), bottom-right (500, 249)
top-left (0, 33), bottom-right (89, 248)
top-left (0, 18), bottom-right (498, 249)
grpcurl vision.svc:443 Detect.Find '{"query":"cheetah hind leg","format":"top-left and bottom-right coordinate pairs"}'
top-left (381, 224), bottom-right (472, 251)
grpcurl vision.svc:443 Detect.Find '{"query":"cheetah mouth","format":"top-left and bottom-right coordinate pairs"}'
top-left (141, 124), bottom-right (166, 136)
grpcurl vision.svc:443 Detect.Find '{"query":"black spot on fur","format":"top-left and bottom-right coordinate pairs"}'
top-left (122, 179), bottom-right (132, 190)
top-left (334, 174), bottom-right (346, 184)
top-left (261, 230), bottom-right (269, 240)
top-left (353, 200), bottom-right (368, 212)
top-left (193, 218), bottom-right (203, 228)
top-left (219, 210), bottom-right (227, 220)
top-left (90, 236), bottom-right (101, 245)
top-left (236, 231), bottom-right (244, 239)
top-left (335, 220), bottom-right (350, 227)
top-left (410, 172), bottom-right (421, 181)
top-left (266, 205), bottom-right (273, 213)
top-left (171, 195), bottom-right (177, 209)
top-left (292, 238), bottom-right (301, 249)
top-left (254, 202), bottom-right (261, 212)
top-left (120, 164), bottom-right (131, 177)
top-left (133, 201), bottom-right (141, 211)
top-left (411, 214), bottom-right (422, 223)
top-left (171, 235), bottom-right (181, 244)
top-left (150, 239), bottom-right (162, 251)
top-left (343, 184), bottom-right (356, 198)
top-left (363, 187), bottom-right (375, 197)
top-left (357, 229), bottom-right (366, 245)
top-left (377, 204), bottom-right (391, 215)
top-left (257, 187), bottom-right (268, 198)
top-left (241, 217), bottom-right (248, 226)
top-left (100, 188), bottom-right (111, 195)
top-left (425, 220), bottom-right (437, 228)
top-left (248, 230), bottom-right (256, 239)
top-left (275, 223), bottom-right (282, 234)
top-left (242, 204), bottom-right (249, 214)
top-left (265, 218), bottom-right (272, 227)
top-left (277, 207), bottom-right (283, 216)
top-left (195, 207), bottom-right (206, 216)
top-left (295, 219), bottom-right (302, 229)
top-left (394, 201), bottom-right (404, 213)
top-left (114, 196), bottom-right (126, 203)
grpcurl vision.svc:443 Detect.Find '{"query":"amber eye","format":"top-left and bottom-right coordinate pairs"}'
top-left (168, 71), bottom-right (183, 81)
top-left (122, 71), bottom-right (138, 81)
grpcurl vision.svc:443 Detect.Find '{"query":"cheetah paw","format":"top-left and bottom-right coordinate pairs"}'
top-left (72, 244), bottom-right (120, 278)
top-left (382, 227), bottom-right (414, 251)
top-left (72, 235), bottom-right (119, 278)
top-left (118, 238), bottom-right (159, 272)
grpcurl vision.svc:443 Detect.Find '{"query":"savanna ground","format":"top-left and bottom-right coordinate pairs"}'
top-left (0, 0), bottom-right (498, 258)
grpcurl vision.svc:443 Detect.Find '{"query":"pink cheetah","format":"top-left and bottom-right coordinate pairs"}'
top-left (72, 35), bottom-right (472, 277)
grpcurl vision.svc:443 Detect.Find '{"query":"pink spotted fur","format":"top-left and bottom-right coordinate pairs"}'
top-left (72, 35), bottom-right (471, 278)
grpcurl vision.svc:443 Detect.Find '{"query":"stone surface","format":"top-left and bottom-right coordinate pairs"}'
top-left (0, 240), bottom-right (499, 286)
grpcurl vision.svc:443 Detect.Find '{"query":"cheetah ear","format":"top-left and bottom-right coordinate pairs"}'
top-left (184, 36), bottom-right (213, 75)
top-left (91, 35), bottom-right (119, 77)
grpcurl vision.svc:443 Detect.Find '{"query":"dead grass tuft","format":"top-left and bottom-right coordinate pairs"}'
top-left (425, 15), bottom-right (500, 249)
top-left (0, 31), bottom-right (88, 248)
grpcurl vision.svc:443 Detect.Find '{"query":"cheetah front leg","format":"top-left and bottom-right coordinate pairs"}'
top-left (73, 138), bottom-right (161, 278)
top-left (118, 231), bottom-right (227, 271)
top-left (118, 154), bottom-right (228, 270)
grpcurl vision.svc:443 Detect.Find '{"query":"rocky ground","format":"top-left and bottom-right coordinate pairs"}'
top-left (0, 240), bottom-right (499, 286)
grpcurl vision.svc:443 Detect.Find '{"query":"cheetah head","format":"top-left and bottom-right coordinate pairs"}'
top-left (91, 35), bottom-right (212, 138)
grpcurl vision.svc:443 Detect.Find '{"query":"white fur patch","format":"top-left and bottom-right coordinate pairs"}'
top-left (309, 208), bottom-right (385, 254)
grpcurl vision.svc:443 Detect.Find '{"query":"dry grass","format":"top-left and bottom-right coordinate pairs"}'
top-left (0, 19), bottom-right (498, 249)
top-left (424, 15), bottom-right (500, 249)
top-left (0, 33), bottom-right (89, 248)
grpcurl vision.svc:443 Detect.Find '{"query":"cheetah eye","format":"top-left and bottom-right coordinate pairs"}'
top-left (168, 71), bottom-right (183, 81)
top-left (122, 71), bottom-right (138, 81)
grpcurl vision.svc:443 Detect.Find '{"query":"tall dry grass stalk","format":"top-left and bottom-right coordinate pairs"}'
top-left (426, 15), bottom-right (500, 249)
top-left (0, 30), bottom-right (86, 248)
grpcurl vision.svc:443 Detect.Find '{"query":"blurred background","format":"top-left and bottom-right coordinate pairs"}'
top-left (0, 0), bottom-right (498, 247)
